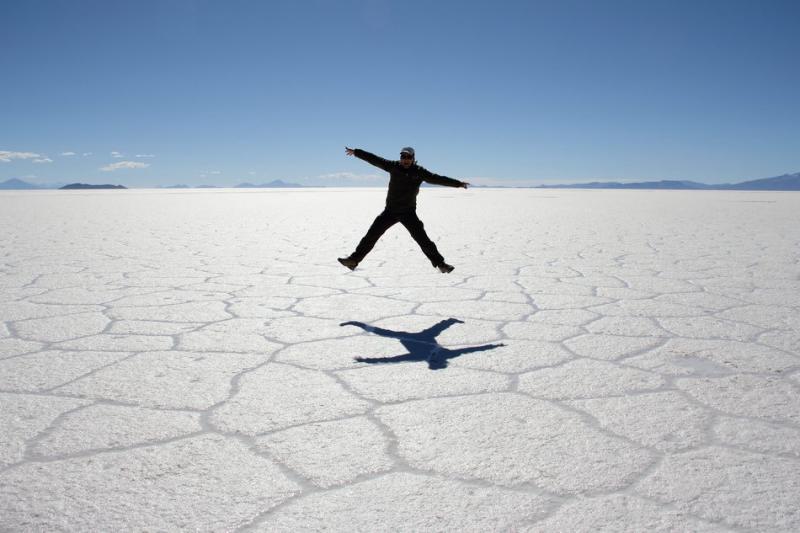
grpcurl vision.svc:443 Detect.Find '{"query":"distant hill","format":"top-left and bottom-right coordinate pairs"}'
top-left (0, 178), bottom-right (40, 189)
top-left (537, 172), bottom-right (800, 191)
top-left (719, 173), bottom-right (800, 191)
top-left (60, 183), bottom-right (127, 190)
top-left (539, 180), bottom-right (709, 190)
top-left (5, 172), bottom-right (799, 191)
top-left (235, 179), bottom-right (306, 188)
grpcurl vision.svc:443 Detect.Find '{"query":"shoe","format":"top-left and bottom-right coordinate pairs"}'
top-left (338, 256), bottom-right (358, 271)
top-left (437, 262), bottom-right (455, 273)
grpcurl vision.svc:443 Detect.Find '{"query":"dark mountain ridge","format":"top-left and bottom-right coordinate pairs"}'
top-left (538, 172), bottom-right (800, 191)
top-left (3, 172), bottom-right (799, 191)
top-left (60, 183), bottom-right (127, 190)
top-left (234, 180), bottom-right (306, 188)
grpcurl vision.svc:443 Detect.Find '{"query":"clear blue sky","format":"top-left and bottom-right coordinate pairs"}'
top-left (2, 0), bottom-right (798, 187)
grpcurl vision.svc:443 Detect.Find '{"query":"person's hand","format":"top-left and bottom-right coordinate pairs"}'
top-left (345, 147), bottom-right (355, 156)
top-left (461, 182), bottom-right (470, 189)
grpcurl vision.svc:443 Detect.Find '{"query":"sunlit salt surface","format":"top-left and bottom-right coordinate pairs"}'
top-left (1, 188), bottom-right (799, 531)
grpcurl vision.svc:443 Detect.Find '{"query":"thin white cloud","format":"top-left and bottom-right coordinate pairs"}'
top-left (0, 150), bottom-right (40, 162)
top-left (100, 161), bottom-right (150, 171)
top-left (60, 151), bottom-right (76, 156)
top-left (135, 154), bottom-right (155, 158)
top-left (110, 151), bottom-right (124, 158)
top-left (248, 171), bottom-right (256, 176)
top-left (82, 152), bottom-right (92, 156)
top-left (33, 157), bottom-right (53, 164)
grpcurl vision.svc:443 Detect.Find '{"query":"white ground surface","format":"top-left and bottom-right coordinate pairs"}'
top-left (1, 187), bottom-right (799, 532)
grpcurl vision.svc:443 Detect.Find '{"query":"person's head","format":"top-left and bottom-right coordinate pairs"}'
top-left (400, 147), bottom-right (415, 168)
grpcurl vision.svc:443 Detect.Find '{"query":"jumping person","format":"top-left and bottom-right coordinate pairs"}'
top-left (338, 146), bottom-right (469, 273)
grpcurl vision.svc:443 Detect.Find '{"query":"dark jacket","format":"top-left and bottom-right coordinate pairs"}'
top-left (354, 148), bottom-right (465, 211)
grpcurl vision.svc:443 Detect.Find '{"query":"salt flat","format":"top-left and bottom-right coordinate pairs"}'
top-left (1, 187), bottom-right (799, 531)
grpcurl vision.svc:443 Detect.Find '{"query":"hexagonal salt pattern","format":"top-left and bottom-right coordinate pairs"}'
top-left (377, 393), bottom-right (655, 494)
top-left (31, 404), bottom-right (203, 457)
top-left (1, 188), bottom-right (799, 531)
top-left (56, 350), bottom-right (272, 409)
top-left (210, 363), bottom-right (371, 434)
top-left (254, 416), bottom-right (393, 488)
top-left (0, 393), bottom-right (90, 468)
top-left (635, 447), bottom-right (800, 530)
top-left (525, 494), bottom-right (730, 532)
top-left (254, 472), bottom-right (555, 532)
top-left (567, 391), bottom-right (712, 452)
top-left (0, 435), bottom-right (299, 531)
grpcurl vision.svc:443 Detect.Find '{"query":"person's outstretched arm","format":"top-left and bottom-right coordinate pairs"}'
top-left (345, 146), bottom-right (394, 173)
top-left (418, 166), bottom-right (470, 189)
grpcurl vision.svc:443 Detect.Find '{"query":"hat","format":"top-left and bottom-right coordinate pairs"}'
top-left (400, 147), bottom-right (415, 158)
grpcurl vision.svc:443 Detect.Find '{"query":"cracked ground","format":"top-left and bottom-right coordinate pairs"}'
top-left (1, 188), bottom-right (799, 531)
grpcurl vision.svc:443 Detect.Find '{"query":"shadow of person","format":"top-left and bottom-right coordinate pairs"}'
top-left (340, 318), bottom-right (504, 370)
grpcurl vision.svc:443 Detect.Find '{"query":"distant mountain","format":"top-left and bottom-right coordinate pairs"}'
top-left (719, 173), bottom-right (800, 191)
top-left (0, 178), bottom-right (40, 189)
top-left (60, 183), bottom-right (127, 190)
top-left (539, 180), bottom-right (709, 190)
top-left (235, 179), bottom-right (306, 188)
top-left (537, 172), bottom-right (800, 191)
top-left (6, 172), bottom-right (798, 192)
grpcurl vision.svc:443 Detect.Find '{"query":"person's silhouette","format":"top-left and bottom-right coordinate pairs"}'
top-left (338, 146), bottom-right (470, 273)
top-left (341, 318), bottom-right (504, 370)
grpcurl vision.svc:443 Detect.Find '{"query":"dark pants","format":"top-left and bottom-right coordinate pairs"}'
top-left (351, 209), bottom-right (444, 267)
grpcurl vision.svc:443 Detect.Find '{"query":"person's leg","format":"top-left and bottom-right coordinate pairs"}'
top-left (350, 210), bottom-right (398, 262)
top-left (398, 211), bottom-right (445, 267)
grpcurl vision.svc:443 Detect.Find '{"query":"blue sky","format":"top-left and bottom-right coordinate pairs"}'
top-left (2, 0), bottom-right (798, 187)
